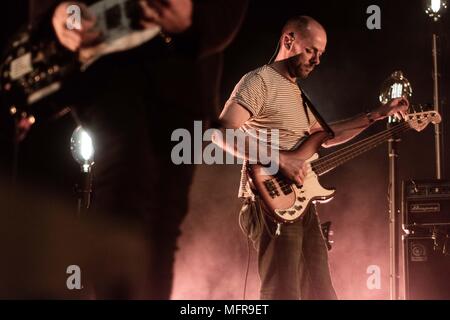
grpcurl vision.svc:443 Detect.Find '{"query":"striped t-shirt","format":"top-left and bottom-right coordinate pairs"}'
top-left (226, 65), bottom-right (318, 198)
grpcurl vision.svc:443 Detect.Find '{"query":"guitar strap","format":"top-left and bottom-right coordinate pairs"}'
top-left (297, 82), bottom-right (335, 139)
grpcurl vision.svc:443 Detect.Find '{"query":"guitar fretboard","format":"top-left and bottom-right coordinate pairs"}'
top-left (310, 117), bottom-right (420, 176)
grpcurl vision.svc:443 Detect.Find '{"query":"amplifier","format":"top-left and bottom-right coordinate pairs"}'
top-left (402, 179), bottom-right (450, 227)
top-left (404, 235), bottom-right (450, 299)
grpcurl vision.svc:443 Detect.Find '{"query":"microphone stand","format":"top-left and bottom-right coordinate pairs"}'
top-left (387, 118), bottom-right (401, 300)
top-left (75, 164), bottom-right (93, 218)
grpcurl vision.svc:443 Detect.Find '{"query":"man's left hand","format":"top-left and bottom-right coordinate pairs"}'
top-left (374, 97), bottom-right (410, 121)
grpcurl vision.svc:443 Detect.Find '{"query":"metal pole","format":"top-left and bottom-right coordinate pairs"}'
top-left (432, 33), bottom-right (442, 179)
top-left (76, 165), bottom-right (93, 218)
top-left (388, 131), bottom-right (401, 300)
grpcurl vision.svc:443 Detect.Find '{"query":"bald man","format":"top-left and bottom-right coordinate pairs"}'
top-left (217, 16), bottom-right (409, 299)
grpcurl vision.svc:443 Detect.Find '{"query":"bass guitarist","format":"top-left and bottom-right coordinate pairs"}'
top-left (215, 15), bottom-right (409, 300)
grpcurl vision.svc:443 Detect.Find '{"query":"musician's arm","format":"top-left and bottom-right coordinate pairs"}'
top-left (213, 102), bottom-right (266, 163)
top-left (214, 101), bottom-right (306, 186)
top-left (311, 112), bottom-right (378, 148)
top-left (313, 97), bottom-right (410, 148)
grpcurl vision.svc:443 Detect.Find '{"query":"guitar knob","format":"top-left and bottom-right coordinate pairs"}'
top-left (329, 231), bottom-right (334, 236)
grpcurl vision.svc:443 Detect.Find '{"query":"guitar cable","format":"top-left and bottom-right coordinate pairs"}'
top-left (238, 196), bottom-right (279, 300)
top-left (238, 200), bottom-right (253, 300)
top-left (242, 236), bottom-right (251, 300)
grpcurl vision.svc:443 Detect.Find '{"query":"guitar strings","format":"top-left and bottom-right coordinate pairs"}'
top-left (265, 121), bottom-right (410, 185)
top-left (263, 116), bottom-right (425, 190)
top-left (313, 111), bottom-right (438, 168)
top-left (314, 120), bottom-right (410, 166)
top-left (311, 120), bottom-right (413, 175)
top-left (312, 122), bottom-right (411, 175)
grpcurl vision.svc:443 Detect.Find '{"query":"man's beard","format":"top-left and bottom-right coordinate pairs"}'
top-left (297, 66), bottom-right (313, 79)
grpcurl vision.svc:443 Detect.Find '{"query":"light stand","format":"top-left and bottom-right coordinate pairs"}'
top-left (426, 0), bottom-right (447, 178)
top-left (379, 71), bottom-right (412, 300)
top-left (387, 122), bottom-right (401, 300)
top-left (70, 126), bottom-right (95, 217)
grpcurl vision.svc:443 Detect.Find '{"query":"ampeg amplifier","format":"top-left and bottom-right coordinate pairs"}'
top-left (404, 235), bottom-right (450, 300)
top-left (402, 179), bottom-right (450, 227)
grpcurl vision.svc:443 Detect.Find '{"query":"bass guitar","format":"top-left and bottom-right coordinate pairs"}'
top-left (247, 110), bottom-right (442, 224)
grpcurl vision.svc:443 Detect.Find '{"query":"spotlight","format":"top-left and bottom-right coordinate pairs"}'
top-left (379, 71), bottom-right (412, 123)
top-left (425, 0), bottom-right (447, 21)
top-left (70, 126), bottom-right (95, 173)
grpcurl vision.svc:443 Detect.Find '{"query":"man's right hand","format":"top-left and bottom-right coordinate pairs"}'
top-left (52, 2), bottom-right (101, 52)
top-left (279, 151), bottom-right (308, 186)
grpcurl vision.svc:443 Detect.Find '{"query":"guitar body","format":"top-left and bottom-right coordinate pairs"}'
top-left (0, 0), bottom-right (160, 122)
top-left (247, 131), bottom-right (336, 224)
top-left (80, 0), bottom-right (161, 69)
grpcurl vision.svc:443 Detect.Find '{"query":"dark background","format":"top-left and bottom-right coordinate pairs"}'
top-left (1, 0), bottom-right (449, 299)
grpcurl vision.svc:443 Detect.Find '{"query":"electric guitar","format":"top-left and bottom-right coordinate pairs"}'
top-left (0, 0), bottom-right (161, 122)
top-left (247, 110), bottom-right (442, 224)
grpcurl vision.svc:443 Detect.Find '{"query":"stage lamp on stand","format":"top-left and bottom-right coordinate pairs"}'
top-left (424, 0), bottom-right (446, 179)
top-left (425, 0), bottom-right (447, 21)
top-left (379, 71), bottom-right (412, 301)
top-left (70, 126), bottom-right (95, 216)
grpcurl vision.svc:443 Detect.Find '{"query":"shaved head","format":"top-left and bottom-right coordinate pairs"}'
top-left (275, 15), bottom-right (327, 79)
top-left (281, 15), bottom-right (326, 42)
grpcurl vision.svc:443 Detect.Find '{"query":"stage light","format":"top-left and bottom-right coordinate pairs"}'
top-left (70, 126), bottom-right (95, 172)
top-left (425, 0), bottom-right (447, 21)
top-left (379, 71), bottom-right (412, 123)
top-left (379, 71), bottom-right (413, 300)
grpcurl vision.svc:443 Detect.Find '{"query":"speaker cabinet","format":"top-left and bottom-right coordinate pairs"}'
top-left (404, 236), bottom-right (450, 300)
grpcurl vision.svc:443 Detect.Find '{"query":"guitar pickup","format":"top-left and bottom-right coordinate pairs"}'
top-left (280, 187), bottom-right (293, 195)
top-left (264, 180), bottom-right (277, 191)
top-left (269, 190), bottom-right (280, 198)
top-left (105, 5), bottom-right (123, 30)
